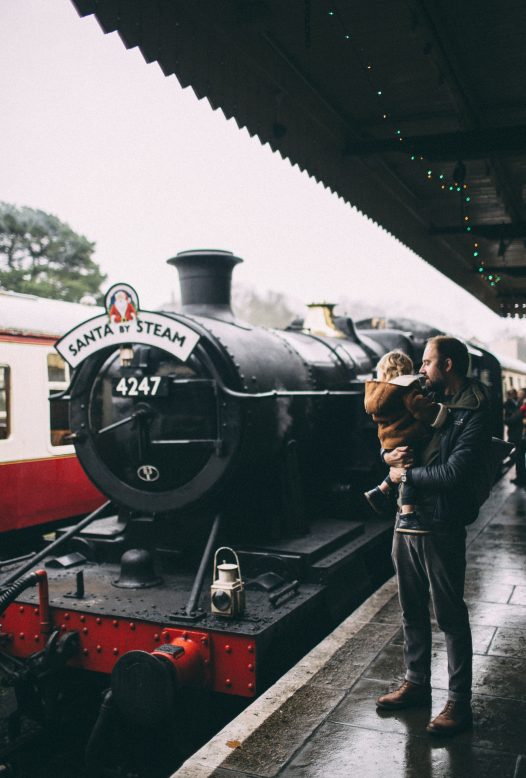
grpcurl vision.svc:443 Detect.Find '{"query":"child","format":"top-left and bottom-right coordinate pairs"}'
top-left (364, 350), bottom-right (448, 534)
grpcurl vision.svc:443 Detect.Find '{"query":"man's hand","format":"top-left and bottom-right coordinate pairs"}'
top-left (389, 466), bottom-right (407, 484)
top-left (384, 446), bottom-right (414, 467)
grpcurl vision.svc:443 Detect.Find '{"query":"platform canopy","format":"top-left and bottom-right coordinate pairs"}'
top-left (71, 0), bottom-right (526, 317)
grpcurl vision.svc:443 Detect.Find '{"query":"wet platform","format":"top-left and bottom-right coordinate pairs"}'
top-left (174, 472), bottom-right (526, 778)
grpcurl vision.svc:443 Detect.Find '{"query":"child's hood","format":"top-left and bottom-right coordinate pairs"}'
top-left (364, 376), bottom-right (421, 415)
top-left (389, 374), bottom-right (421, 387)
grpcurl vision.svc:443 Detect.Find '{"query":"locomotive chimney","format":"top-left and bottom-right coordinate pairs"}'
top-left (167, 249), bottom-right (243, 322)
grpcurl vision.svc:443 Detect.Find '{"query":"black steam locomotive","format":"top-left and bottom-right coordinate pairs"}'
top-left (0, 250), bottom-right (504, 776)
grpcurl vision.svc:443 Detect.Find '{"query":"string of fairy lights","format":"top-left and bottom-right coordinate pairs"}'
top-left (324, 3), bottom-right (501, 288)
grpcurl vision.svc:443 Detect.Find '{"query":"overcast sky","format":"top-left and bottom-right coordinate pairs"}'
top-left (1, 0), bottom-right (523, 344)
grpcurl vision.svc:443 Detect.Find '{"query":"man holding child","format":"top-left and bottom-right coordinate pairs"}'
top-left (375, 336), bottom-right (492, 736)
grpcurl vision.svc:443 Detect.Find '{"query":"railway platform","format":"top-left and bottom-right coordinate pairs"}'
top-left (174, 472), bottom-right (526, 778)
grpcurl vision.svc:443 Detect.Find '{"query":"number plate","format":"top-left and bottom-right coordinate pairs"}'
top-left (112, 376), bottom-right (170, 398)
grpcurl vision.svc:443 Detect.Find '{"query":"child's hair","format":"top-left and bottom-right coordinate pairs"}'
top-left (376, 350), bottom-right (414, 381)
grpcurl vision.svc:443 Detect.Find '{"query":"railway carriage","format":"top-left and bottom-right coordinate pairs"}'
top-left (0, 292), bottom-right (103, 539)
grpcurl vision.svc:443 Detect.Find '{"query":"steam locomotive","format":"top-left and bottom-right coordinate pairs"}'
top-left (0, 250), bottom-right (514, 776)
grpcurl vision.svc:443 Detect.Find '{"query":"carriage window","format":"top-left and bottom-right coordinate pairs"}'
top-left (0, 366), bottom-right (10, 440)
top-left (48, 353), bottom-right (71, 446)
top-left (47, 352), bottom-right (68, 383)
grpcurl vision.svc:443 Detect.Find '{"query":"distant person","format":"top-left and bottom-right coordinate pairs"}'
top-left (504, 387), bottom-right (518, 412)
top-left (507, 387), bottom-right (526, 485)
top-left (504, 389), bottom-right (520, 476)
top-left (376, 336), bottom-right (492, 737)
top-left (364, 350), bottom-right (447, 534)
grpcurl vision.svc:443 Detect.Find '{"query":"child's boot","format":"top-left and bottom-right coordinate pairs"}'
top-left (364, 486), bottom-right (391, 515)
top-left (396, 511), bottom-right (431, 535)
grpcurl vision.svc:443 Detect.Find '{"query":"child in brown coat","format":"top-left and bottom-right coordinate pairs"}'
top-left (364, 350), bottom-right (448, 534)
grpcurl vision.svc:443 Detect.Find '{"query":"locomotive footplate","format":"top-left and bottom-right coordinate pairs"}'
top-left (0, 510), bottom-right (396, 700)
top-left (0, 563), bottom-right (328, 699)
top-left (240, 518), bottom-right (366, 566)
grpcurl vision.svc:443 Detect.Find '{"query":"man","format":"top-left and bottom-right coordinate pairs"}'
top-left (375, 336), bottom-right (491, 736)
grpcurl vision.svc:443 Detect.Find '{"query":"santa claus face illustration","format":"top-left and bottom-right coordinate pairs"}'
top-left (105, 284), bottom-right (140, 324)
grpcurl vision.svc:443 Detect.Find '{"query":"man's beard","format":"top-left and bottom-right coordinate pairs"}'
top-left (426, 376), bottom-right (446, 393)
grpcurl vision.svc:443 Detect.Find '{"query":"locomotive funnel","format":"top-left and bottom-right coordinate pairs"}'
top-left (168, 249), bottom-right (243, 321)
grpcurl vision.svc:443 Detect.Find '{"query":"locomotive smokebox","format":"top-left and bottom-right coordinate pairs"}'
top-left (168, 249), bottom-right (243, 321)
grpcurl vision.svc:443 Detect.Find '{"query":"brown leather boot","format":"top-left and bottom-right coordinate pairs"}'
top-left (376, 680), bottom-right (431, 710)
top-left (426, 700), bottom-right (473, 735)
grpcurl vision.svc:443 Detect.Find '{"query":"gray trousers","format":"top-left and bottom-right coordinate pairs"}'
top-left (392, 530), bottom-right (472, 702)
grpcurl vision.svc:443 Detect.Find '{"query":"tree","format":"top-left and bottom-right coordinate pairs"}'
top-left (0, 202), bottom-right (106, 302)
top-left (232, 285), bottom-right (301, 328)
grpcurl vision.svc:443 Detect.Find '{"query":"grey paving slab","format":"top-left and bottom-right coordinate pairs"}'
top-left (464, 581), bottom-right (514, 604)
top-left (510, 585), bottom-right (526, 605)
top-left (501, 493), bottom-right (526, 509)
top-left (478, 524), bottom-right (526, 541)
top-left (361, 640), bottom-right (406, 684)
top-left (465, 567), bottom-right (526, 586)
top-left (469, 601), bottom-right (526, 629)
top-left (280, 721), bottom-right (519, 778)
top-left (472, 694), bottom-right (526, 754)
top-left (466, 550), bottom-right (526, 570)
top-left (219, 683), bottom-right (346, 777)
top-left (367, 593), bottom-right (403, 624)
top-left (488, 627), bottom-right (526, 657)
top-left (500, 498), bottom-right (526, 510)
top-left (472, 653), bottom-right (526, 699)
top-left (308, 621), bottom-right (400, 690)
top-left (471, 528), bottom-right (526, 543)
top-left (488, 514), bottom-right (526, 526)
top-left (468, 540), bottom-right (526, 556)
